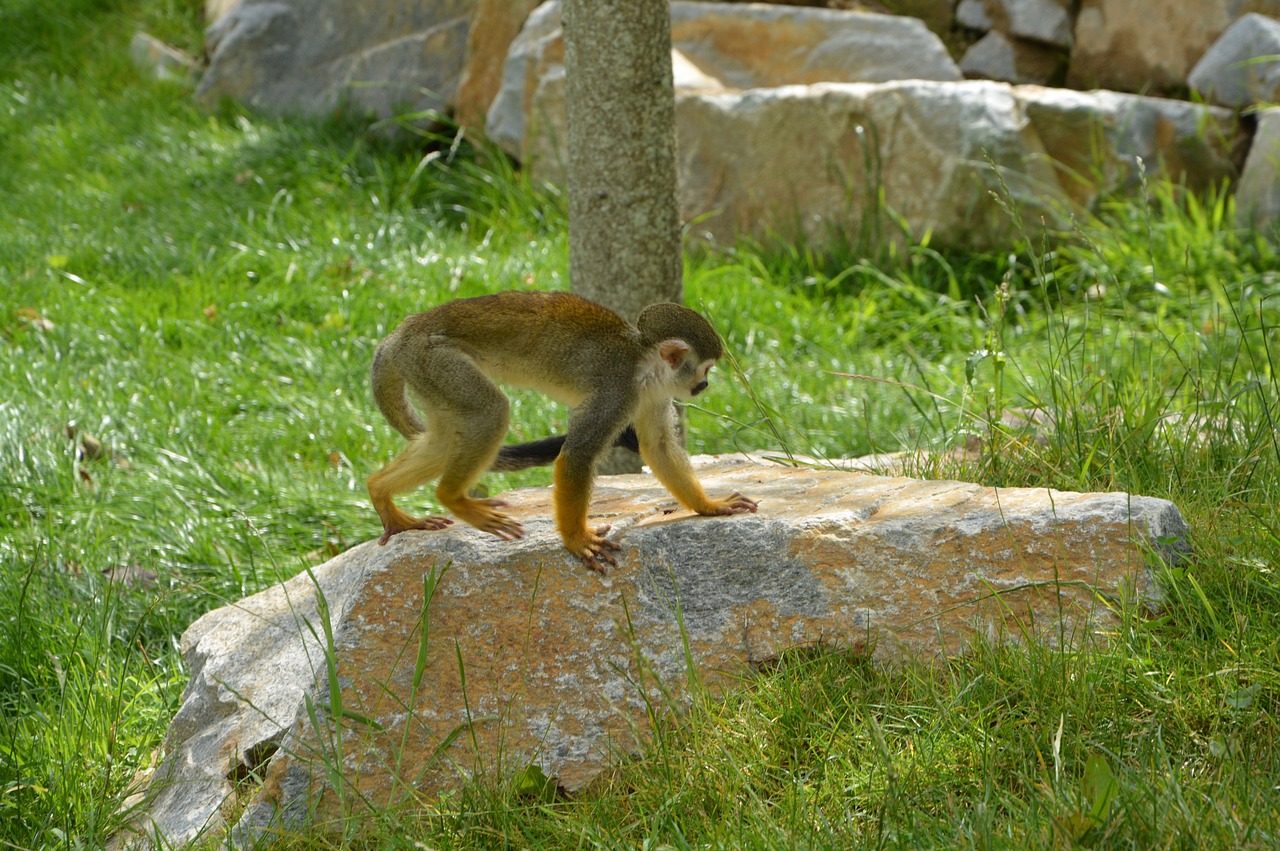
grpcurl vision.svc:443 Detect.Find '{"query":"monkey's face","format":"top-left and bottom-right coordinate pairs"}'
top-left (680, 358), bottom-right (716, 400)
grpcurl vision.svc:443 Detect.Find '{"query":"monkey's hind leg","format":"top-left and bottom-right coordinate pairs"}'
top-left (368, 431), bottom-right (454, 545)
top-left (432, 378), bottom-right (525, 542)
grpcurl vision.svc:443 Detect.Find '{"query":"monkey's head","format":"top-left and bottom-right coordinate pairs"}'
top-left (637, 303), bottom-right (724, 400)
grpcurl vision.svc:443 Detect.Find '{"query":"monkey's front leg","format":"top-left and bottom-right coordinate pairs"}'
top-left (563, 525), bottom-right (622, 574)
top-left (553, 454), bottom-right (622, 573)
top-left (698, 492), bottom-right (759, 516)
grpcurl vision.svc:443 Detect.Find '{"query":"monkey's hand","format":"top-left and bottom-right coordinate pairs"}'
top-left (377, 513), bottom-right (453, 546)
top-left (451, 497), bottom-right (525, 542)
top-left (565, 525), bottom-right (622, 575)
top-left (700, 492), bottom-right (759, 516)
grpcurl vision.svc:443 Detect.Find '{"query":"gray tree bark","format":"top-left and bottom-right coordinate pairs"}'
top-left (562, 0), bottom-right (683, 322)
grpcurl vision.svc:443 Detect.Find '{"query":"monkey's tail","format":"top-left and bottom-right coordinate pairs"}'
top-left (489, 426), bottom-right (639, 472)
top-left (371, 347), bottom-right (427, 438)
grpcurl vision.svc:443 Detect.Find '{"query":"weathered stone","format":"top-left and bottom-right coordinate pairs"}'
top-left (1069, 0), bottom-right (1280, 93)
top-left (675, 81), bottom-right (1239, 249)
top-left (958, 0), bottom-right (1074, 48)
top-left (960, 30), bottom-right (1067, 85)
top-left (667, 1), bottom-right (961, 88)
top-left (117, 457), bottom-right (1184, 846)
top-left (129, 32), bottom-right (198, 82)
top-left (1237, 107), bottom-right (1280, 229)
top-left (485, 0), bottom-right (961, 165)
top-left (205, 0), bottom-right (239, 22)
top-left (1189, 13), bottom-right (1280, 109)
top-left (455, 0), bottom-right (541, 132)
top-left (957, 0), bottom-right (994, 31)
top-left (1017, 85), bottom-right (1243, 209)
top-left (195, 0), bottom-right (479, 120)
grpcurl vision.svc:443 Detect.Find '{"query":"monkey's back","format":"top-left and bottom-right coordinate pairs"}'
top-left (391, 291), bottom-right (645, 404)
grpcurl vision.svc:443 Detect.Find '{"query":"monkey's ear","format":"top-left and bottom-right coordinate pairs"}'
top-left (658, 339), bottom-right (691, 369)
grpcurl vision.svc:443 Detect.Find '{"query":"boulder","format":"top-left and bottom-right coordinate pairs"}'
top-left (454, 0), bottom-right (542, 131)
top-left (1069, 0), bottom-right (1280, 93)
top-left (195, 0), bottom-right (479, 120)
top-left (957, 0), bottom-right (1075, 49)
top-left (1237, 107), bottom-right (1280, 229)
top-left (129, 32), bottom-right (198, 82)
top-left (960, 30), bottom-right (1067, 85)
top-left (676, 81), bottom-right (1238, 249)
top-left (485, 0), bottom-right (961, 165)
top-left (666, 1), bottom-right (962, 88)
top-left (115, 456), bottom-right (1185, 847)
top-left (1016, 85), bottom-right (1243, 209)
top-left (1188, 13), bottom-right (1280, 109)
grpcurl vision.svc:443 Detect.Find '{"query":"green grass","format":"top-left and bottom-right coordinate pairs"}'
top-left (3, 1), bottom-right (1280, 848)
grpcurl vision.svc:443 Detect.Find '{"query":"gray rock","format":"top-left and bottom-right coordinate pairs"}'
top-left (114, 457), bottom-right (1185, 846)
top-left (1237, 107), bottom-right (1280, 229)
top-left (1189, 13), bottom-right (1280, 108)
top-left (1070, 0), bottom-right (1280, 93)
top-left (485, 0), bottom-right (961, 163)
top-left (960, 30), bottom-right (1066, 85)
top-left (195, 0), bottom-right (478, 120)
top-left (959, 0), bottom-right (1074, 48)
top-left (129, 31), bottom-right (198, 82)
top-left (676, 81), bottom-right (1239, 250)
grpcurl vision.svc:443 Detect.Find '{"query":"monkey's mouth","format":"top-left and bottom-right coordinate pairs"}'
top-left (690, 381), bottom-right (708, 397)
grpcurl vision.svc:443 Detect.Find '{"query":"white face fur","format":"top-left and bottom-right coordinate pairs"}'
top-left (643, 341), bottom-right (716, 401)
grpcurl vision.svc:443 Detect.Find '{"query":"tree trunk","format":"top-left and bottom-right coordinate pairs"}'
top-left (562, 0), bottom-right (682, 322)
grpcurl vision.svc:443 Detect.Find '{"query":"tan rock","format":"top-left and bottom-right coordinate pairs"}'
top-left (1017, 85), bottom-right (1243, 210)
top-left (118, 457), bottom-right (1184, 846)
top-left (667, 2), bottom-right (961, 88)
top-left (676, 81), bottom-right (1239, 250)
top-left (485, 0), bottom-right (960, 163)
top-left (1069, 0), bottom-right (1280, 93)
top-left (455, 0), bottom-right (541, 132)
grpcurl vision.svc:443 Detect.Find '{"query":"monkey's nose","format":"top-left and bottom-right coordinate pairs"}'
top-left (691, 381), bottom-right (708, 396)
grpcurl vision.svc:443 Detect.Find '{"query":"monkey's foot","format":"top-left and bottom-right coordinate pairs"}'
top-left (377, 513), bottom-right (453, 545)
top-left (703, 492), bottom-right (759, 516)
top-left (449, 497), bottom-right (525, 541)
top-left (565, 525), bottom-right (621, 574)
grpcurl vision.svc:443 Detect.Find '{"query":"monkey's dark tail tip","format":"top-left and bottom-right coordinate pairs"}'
top-left (489, 426), bottom-right (639, 472)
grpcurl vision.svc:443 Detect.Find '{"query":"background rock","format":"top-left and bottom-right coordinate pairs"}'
top-left (957, 0), bottom-right (1074, 48)
top-left (455, 0), bottom-right (541, 131)
top-left (118, 457), bottom-right (1184, 847)
top-left (485, 0), bottom-right (961, 171)
top-left (1237, 107), bottom-right (1280, 229)
top-left (1188, 13), bottom-right (1280, 108)
top-left (195, 0), bottom-right (478, 120)
top-left (960, 30), bottom-right (1067, 85)
top-left (1069, 0), bottom-right (1280, 93)
top-left (675, 81), bottom-right (1238, 250)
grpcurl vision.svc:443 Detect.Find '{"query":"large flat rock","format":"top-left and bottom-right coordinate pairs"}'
top-left (116, 457), bottom-right (1185, 846)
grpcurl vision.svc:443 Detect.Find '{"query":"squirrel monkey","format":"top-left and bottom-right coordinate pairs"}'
top-left (367, 291), bottom-right (758, 573)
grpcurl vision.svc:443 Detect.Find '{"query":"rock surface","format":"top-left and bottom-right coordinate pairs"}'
top-left (957, 0), bottom-right (1074, 48)
top-left (195, 0), bottom-right (478, 119)
top-left (674, 81), bottom-right (1238, 249)
top-left (485, 0), bottom-right (961, 168)
top-left (1069, 0), bottom-right (1280, 93)
top-left (960, 30), bottom-right (1066, 85)
top-left (1237, 107), bottom-right (1280, 229)
top-left (1189, 13), bottom-right (1280, 108)
top-left (117, 456), bottom-right (1185, 847)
